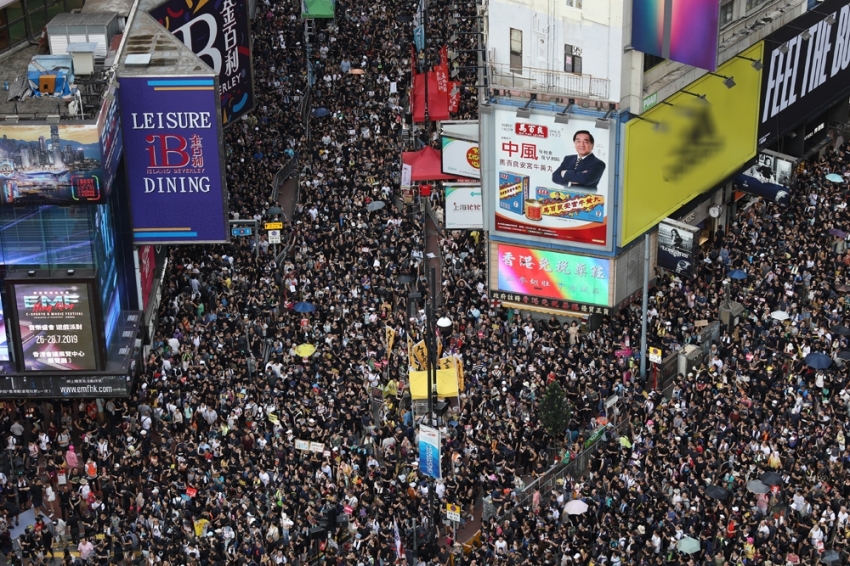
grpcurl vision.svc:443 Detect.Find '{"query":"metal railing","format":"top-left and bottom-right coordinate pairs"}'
top-left (488, 61), bottom-right (610, 100)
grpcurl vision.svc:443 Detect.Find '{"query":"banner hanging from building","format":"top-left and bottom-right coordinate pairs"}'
top-left (419, 425), bottom-right (441, 479)
top-left (656, 218), bottom-right (700, 279)
top-left (119, 75), bottom-right (229, 244)
top-left (758, 0), bottom-right (850, 147)
top-left (150, 0), bottom-right (255, 125)
top-left (491, 109), bottom-right (610, 247)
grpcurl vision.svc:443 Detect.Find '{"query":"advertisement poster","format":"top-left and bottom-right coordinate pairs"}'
top-left (150, 0), bottom-right (255, 125)
top-left (119, 75), bottom-right (229, 244)
top-left (734, 151), bottom-right (794, 205)
top-left (418, 424), bottom-right (441, 480)
top-left (0, 123), bottom-right (112, 205)
top-left (0, 300), bottom-right (9, 362)
top-left (759, 0), bottom-right (850, 146)
top-left (13, 282), bottom-right (99, 372)
top-left (493, 108), bottom-right (609, 247)
top-left (656, 219), bottom-right (700, 279)
top-left (632, 0), bottom-right (719, 71)
top-left (445, 184), bottom-right (483, 229)
top-left (493, 243), bottom-right (610, 310)
top-left (0, 374), bottom-right (129, 398)
top-left (441, 137), bottom-right (480, 179)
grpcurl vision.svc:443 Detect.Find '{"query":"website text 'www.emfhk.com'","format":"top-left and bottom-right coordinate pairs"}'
top-left (59, 384), bottom-right (114, 394)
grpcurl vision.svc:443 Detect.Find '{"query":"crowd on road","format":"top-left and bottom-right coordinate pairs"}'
top-left (0, 0), bottom-right (847, 562)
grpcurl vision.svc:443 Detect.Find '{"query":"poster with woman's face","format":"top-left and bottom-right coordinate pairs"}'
top-left (657, 219), bottom-right (699, 279)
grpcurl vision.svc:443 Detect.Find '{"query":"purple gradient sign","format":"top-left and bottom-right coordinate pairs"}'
top-left (119, 76), bottom-right (229, 243)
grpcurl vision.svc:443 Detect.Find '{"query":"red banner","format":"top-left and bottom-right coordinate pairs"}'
top-left (138, 245), bottom-right (156, 311)
top-left (435, 64), bottom-right (449, 94)
top-left (440, 45), bottom-right (448, 69)
top-left (449, 81), bottom-right (461, 114)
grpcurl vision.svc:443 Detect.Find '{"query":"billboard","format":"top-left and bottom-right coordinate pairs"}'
top-left (0, 122), bottom-right (118, 205)
top-left (491, 242), bottom-right (611, 312)
top-left (622, 43), bottom-right (764, 245)
top-left (0, 299), bottom-right (9, 362)
top-left (632, 0), bottom-right (720, 71)
top-left (0, 374), bottom-right (130, 398)
top-left (734, 151), bottom-right (795, 205)
top-left (656, 218), bottom-right (700, 278)
top-left (759, 0), bottom-right (850, 147)
top-left (418, 424), bottom-right (441, 479)
top-left (445, 185), bottom-right (483, 229)
top-left (150, 0), bottom-right (255, 125)
top-left (119, 76), bottom-right (229, 244)
top-left (138, 245), bottom-right (156, 311)
top-left (10, 281), bottom-right (99, 372)
top-left (442, 137), bottom-right (480, 179)
top-left (492, 109), bottom-right (610, 247)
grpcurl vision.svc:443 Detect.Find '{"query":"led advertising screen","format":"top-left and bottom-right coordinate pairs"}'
top-left (119, 75), bottom-right (229, 244)
top-left (0, 299), bottom-right (9, 362)
top-left (441, 137), bottom-right (480, 179)
top-left (758, 0), bottom-right (850, 147)
top-left (656, 218), bottom-right (700, 279)
top-left (494, 243), bottom-right (610, 309)
top-left (150, 0), bottom-right (255, 125)
top-left (12, 281), bottom-right (99, 372)
top-left (632, 0), bottom-right (720, 71)
top-left (445, 185), bottom-right (483, 229)
top-left (734, 151), bottom-right (794, 205)
top-left (97, 94), bottom-right (123, 196)
top-left (492, 109), bottom-right (610, 247)
top-left (0, 122), bottom-right (116, 205)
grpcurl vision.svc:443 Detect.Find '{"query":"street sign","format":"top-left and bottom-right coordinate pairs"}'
top-left (232, 227), bottom-right (253, 237)
top-left (648, 347), bottom-right (662, 364)
top-left (446, 503), bottom-right (461, 523)
top-left (264, 221), bottom-right (283, 230)
top-left (268, 229), bottom-right (281, 244)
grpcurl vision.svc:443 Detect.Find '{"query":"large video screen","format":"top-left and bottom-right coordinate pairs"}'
top-left (13, 281), bottom-right (98, 371)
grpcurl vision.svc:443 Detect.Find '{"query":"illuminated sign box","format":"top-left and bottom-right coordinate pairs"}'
top-left (489, 241), bottom-right (612, 312)
top-left (6, 269), bottom-right (104, 373)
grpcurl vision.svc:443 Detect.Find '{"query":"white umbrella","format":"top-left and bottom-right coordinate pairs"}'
top-left (771, 311), bottom-right (790, 321)
top-left (564, 499), bottom-right (589, 515)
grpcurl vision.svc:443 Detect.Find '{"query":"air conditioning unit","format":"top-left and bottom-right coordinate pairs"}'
top-left (678, 344), bottom-right (704, 377)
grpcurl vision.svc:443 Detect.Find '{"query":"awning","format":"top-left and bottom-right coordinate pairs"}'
top-left (402, 147), bottom-right (465, 181)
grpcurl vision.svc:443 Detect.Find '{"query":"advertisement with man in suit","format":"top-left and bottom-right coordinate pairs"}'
top-left (551, 131), bottom-right (606, 190)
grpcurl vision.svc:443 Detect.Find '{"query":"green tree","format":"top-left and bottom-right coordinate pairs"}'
top-left (538, 381), bottom-right (571, 439)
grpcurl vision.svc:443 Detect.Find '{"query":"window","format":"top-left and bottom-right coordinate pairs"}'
top-left (720, 1), bottom-right (734, 25)
top-left (746, 0), bottom-right (767, 11)
top-left (510, 28), bottom-right (523, 72)
top-left (566, 0), bottom-right (582, 7)
top-left (564, 44), bottom-right (582, 74)
top-left (643, 53), bottom-right (665, 73)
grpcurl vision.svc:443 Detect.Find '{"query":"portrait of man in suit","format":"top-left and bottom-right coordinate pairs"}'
top-left (551, 130), bottom-right (606, 190)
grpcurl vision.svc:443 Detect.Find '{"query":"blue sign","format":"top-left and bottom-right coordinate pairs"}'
top-left (418, 424), bottom-right (441, 479)
top-left (119, 75), bottom-right (230, 244)
top-left (231, 227), bottom-right (253, 237)
top-left (414, 26), bottom-right (425, 52)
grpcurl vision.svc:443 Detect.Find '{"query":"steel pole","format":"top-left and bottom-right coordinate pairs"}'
top-left (640, 233), bottom-right (650, 379)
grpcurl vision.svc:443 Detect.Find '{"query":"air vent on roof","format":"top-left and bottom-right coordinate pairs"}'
top-left (125, 53), bottom-right (151, 66)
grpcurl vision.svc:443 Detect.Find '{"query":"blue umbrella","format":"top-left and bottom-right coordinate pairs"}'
top-left (805, 352), bottom-right (832, 369)
top-left (728, 269), bottom-right (747, 280)
top-left (826, 173), bottom-right (845, 183)
top-left (312, 108), bottom-right (330, 118)
top-left (293, 302), bottom-right (316, 313)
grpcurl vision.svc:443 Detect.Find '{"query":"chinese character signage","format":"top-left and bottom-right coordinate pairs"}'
top-left (418, 424), bottom-right (441, 479)
top-left (0, 121), bottom-right (118, 205)
top-left (119, 75), bottom-right (229, 244)
top-left (656, 218), bottom-right (700, 279)
top-left (150, 0), bottom-right (255, 125)
top-left (445, 184), bottom-right (483, 229)
top-left (492, 108), bottom-right (610, 248)
top-left (0, 374), bottom-right (130, 398)
top-left (441, 136), bottom-right (480, 179)
top-left (493, 243), bottom-right (610, 310)
top-left (11, 281), bottom-right (99, 372)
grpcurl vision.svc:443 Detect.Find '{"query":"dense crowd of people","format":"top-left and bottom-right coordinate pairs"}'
top-left (0, 0), bottom-right (847, 562)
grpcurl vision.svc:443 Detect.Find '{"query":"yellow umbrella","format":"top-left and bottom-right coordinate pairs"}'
top-left (294, 344), bottom-right (316, 358)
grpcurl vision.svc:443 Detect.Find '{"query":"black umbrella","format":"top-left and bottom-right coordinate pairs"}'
top-left (705, 485), bottom-right (729, 500)
top-left (805, 352), bottom-right (832, 369)
top-left (822, 550), bottom-right (841, 565)
top-left (760, 471), bottom-right (783, 486)
top-left (838, 351), bottom-right (850, 361)
top-left (832, 325), bottom-right (850, 336)
top-left (396, 12), bottom-right (413, 22)
top-left (397, 274), bottom-right (415, 285)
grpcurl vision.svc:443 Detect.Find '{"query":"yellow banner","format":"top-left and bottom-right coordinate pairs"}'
top-left (409, 369), bottom-right (460, 399)
top-left (407, 335), bottom-right (421, 370)
top-left (622, 43), bottom-right (764, 246)
top-left (385, 326), bottom-right (396, 354)
top-left (412, 340), bottom-right (429, 370)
